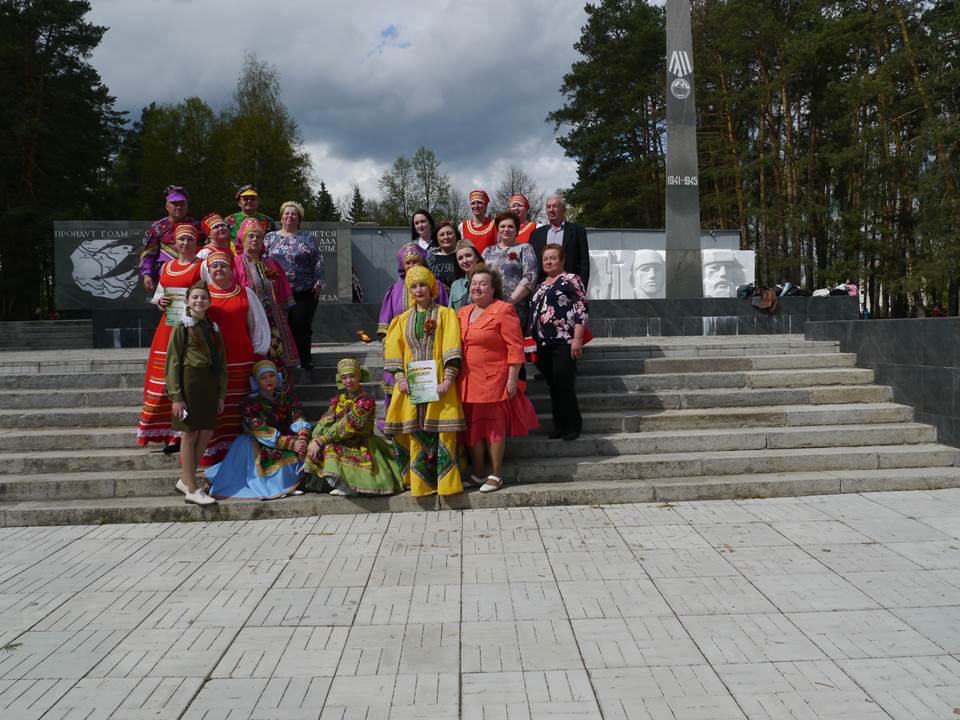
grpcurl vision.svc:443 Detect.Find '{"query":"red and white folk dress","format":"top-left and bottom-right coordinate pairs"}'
top-left (136, 258), bottom-right (203, 446)
top-left (460, 218), bottom-right (497, 254)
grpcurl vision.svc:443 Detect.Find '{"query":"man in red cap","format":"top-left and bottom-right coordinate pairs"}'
top-left (226, 184), bottom-right (276, 253)
top-left (139, 185), bottom-right (200, 292)
top-left (459, 189), bottom-right (497, 253)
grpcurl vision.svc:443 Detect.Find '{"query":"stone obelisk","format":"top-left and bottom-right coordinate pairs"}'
top-left (665, 0), bottom-right (703, 298)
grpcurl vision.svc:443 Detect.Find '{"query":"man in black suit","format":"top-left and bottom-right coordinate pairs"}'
top-left (528, 195), bottom-right (590, 288)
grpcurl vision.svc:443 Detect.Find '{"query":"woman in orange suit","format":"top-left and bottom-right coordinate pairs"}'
top-left (456, 266), bottom-right (539, 493)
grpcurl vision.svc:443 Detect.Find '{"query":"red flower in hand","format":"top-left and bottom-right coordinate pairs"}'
top-left (508, 252), bottom-right (518, 261)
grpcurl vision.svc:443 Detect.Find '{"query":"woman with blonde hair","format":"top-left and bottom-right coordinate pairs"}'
top-left (383, 265), bottom-right (466, 496)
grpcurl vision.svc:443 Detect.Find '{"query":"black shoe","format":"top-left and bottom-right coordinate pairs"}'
top-left (161, 441), bottom-right (181, 455)
top-left (548, 431), bottom-right (563, 440)
top-left (562, 431), bottom-right (580, 441)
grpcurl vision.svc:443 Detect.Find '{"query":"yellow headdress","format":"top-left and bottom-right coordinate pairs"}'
top-left (404, 264), bottom-right (438, 301)
top-left (336, 357), bottom-right (370, 389)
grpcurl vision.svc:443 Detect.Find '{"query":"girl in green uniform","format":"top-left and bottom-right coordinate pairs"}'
top-left (165, 281), bottom-right (226, 506)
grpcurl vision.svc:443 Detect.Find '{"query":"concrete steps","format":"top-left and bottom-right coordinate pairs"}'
top-left (0, 320), bottom-right (92, 350)
top-left (3, 466), bottom-right (960, 527)
top-left (0, 334), bottom-right (956, 525)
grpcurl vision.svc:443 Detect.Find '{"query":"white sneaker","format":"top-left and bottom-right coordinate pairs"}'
top-left (175, 479), bottom-right (188, 495)
top-left (330, 488), bottom-right (350, 496)
top-left (184, 488), bottom-right (217, 506)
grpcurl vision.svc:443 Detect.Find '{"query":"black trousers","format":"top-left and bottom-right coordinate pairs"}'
top-left (289, 289), bottom-right (318, 368)
top-left (535, 342), bottom-right (582, 435)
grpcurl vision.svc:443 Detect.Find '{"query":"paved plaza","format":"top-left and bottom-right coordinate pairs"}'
top-left (1, 491), bottom-right (959, 719)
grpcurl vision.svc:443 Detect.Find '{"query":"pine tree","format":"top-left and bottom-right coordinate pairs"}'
top-left (348, 185), bottom-right (367, 224)
top-left (0, 0), bottom-right (124, 317)
top-left (314, 181), bottom-right (340, 221)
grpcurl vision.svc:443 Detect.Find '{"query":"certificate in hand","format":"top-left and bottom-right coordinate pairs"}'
top-left (164, 288), bottom-right (188, 326)
top-left (407, 360), bottom-right (439, 404)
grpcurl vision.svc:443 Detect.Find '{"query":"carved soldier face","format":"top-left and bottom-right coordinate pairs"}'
top-left (632, 250), bottom-right (664, 299)
top-left (703, 260), bottom-right (740, 297)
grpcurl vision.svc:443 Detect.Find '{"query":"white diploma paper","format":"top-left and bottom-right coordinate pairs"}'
top-left (407, 360), bottom-right (439, 404)
top-left (164, 288), bottom-right (188, 326)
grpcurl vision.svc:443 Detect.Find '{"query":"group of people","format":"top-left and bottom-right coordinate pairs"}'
top-left (135, 183), bottom-right (591, 506)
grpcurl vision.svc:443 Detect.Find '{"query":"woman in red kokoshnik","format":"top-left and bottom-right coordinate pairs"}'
top-left (203, 249), bottom-right (271, 465)
top-left (510, 194), bottom-right (539, 243)
top-left (137, 224), bottom-right (204, 451)
top-left (459, 189), bottom-right (497, 253)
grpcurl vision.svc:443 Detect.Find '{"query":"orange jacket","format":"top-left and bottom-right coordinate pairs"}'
top-left (457, 299), bottom-right (525, 403)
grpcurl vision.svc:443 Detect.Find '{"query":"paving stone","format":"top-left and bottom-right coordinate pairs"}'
top-left (503, 553), bottom-right (555, 582)
top-left (0, 562), bottom-right (113, 594)
top-left (800, 494), bottom-right (902, 521)
top-left (212, 626), bottom-right (296, 679)
top-left (32, 590), bottom-right (167, 631)
top-left (321, 674), bottom-right (394, 719)
top-left (892, 606), bottom-right (960, 653)
top-left (769, 520), bottom-right (871, 545)
top-left (736, 497), bottom-right (833, 523)
top-left (864, 490), bottom-right (959, 517)
top-left (319, 556), bottom-right (376, 587)
top-left (558, 579), bottom-right (671, 619)
top-left (0, 630), bottom-right (128, 679)
top-left (271, 627), bottom-right (350, 678)
top-left (840, 655), bottom-right (960, 690)
top-left (408, 584), bottom-right (461, 624)
top-left (533, 505), bottom-right (612, 529)
top-left (673, 500), bottom-right (759, 524)
top-left (462, 582), bottom-right (513, 622)
top-left (885, 541), bottom-right (960, 570)
top-left (0, 591), bottom-right (73, 630)
top-left (0, 677), bottom-right (75, 720)
top-left (41, 676), bottom-right (203, 720)
top-left (721, 546), bottom-right (828, 577)
top-left (177, 559), bottom-right (285, 592)
top-left (398, 623), bottom-right (459, 675)
top-left (868, 686), bottom-right (960, 720)
top-left (802, 543), bottom-right (921, 574)
top-left (525, 670), bottom-right (603, 720)
top-left (842, 516), bottom-right (952, 543)
top-left (143, 588), bottom-right (266, 629)
top-left (633, 547), bottom-right (739, 578)
top-left (250, 676), bottom-right (335, 720)
top-left (548, 550), bottom-right (648, 582)
top-left (355, 585), bottom-right (412, 626)
top-left (516, 620), bottom-right (584, 671)
top-left (390, 672), bottom-right (458, 720)
top-left (272, 559), bottom-right (333, 589)
top-left (337, 624), bottom-right (404, 675)
top-left (619, 524), bottom-right (712, 551)
top-left (180, 678), bottom-right (269, 720)
top-left (680, 614), bottom-right (826, 664)
top-left (247, 586), bottom-right (362, 626)
top-left (600, 503), bottom-right (684, 526)
top-left (510, 582), bottom-right (566, 620)
top-left (89, 626), bottom-right (238, 679)
top-left (751, 573), bottom-right (879, 612)
top-left (589, 666), bottom-right (745, 720)
top-left (573, 617), bottom-right (706, 667)
top-left (845, 570), bottom-right (960, 608)
top-left (461, 621), bottom-right (522, 674)
top-left (916, 515), bottom-right (960, 539)
top-left (653, 576), bottom-right (777, 615)
top-left (693, 522), bottom-right (793, 548)
top-left (787, 609), bottom-right (944, 659)
top-left (461, 671), bottom-right (529, 720)
top-left (87, 559), bottom-right (201, 593)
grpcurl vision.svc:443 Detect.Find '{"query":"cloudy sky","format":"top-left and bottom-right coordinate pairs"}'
top-left (87, 0), bottom-right (591, 208)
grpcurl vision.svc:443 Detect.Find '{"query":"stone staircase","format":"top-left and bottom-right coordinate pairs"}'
top-left (0, 335), bottom-right (957, 525)
top-left (0, 320), bottom-right (92, 350)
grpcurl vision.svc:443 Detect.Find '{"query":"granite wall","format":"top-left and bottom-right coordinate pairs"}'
top-left (805, 318), bottom-right (960, 448)
top-left (91, 296), bottom-right (858, 348)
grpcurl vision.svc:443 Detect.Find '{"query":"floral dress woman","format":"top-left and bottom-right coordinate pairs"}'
top-left (303, 358), bottom-right (404, 496)
top-left (205, 360), bottom-right (311, 499)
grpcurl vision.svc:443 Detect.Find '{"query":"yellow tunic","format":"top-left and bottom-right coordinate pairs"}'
top-left (383, 303), bottom-right (465, 496)
top-left (383, 304), bottom-right (466, 435)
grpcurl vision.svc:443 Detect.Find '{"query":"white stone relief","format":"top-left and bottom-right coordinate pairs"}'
top-left (585, 248), bottom-right (755, 299)
top-left (701, 249), bottom-right (755, 298)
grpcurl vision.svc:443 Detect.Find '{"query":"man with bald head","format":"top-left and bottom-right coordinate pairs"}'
top-left (529, 195), bottom-right (590, 288)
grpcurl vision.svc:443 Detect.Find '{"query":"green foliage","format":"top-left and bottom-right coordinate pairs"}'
top-left (554, 0), bottom-right (960, 315)
top-left (313, 181), bottom-right (340, 221)
top-left (0, 0), bottom-right (124, 317)
top-left (347, 185), bottom-right (368, 224)
top-left (375, 146), bottom-right (454, 223)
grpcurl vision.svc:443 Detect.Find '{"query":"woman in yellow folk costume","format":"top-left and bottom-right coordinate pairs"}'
top-left (383, 265), bottom-right (466, 496)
